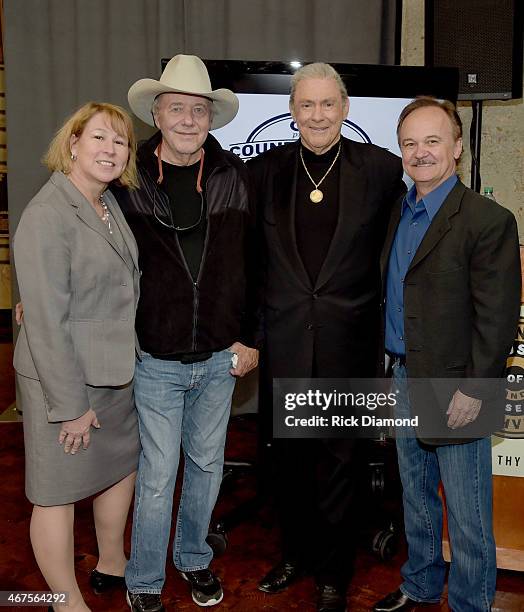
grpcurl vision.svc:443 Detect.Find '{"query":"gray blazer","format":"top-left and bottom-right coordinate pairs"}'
top-left (13, 171), bottom-right (140, 422)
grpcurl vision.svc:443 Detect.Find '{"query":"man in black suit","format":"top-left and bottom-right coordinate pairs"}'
top-left (248, 62), bottom-right (405, 612)
top-left (373, 97), bottom-right (520, 612)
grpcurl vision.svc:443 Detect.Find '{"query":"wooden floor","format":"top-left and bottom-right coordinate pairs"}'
top-left (0, 337), bottom-right (523, 611)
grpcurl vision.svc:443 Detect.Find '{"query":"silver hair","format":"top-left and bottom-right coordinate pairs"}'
top-left (151, 95), bottom-right (162, 116)
top-left (289, 62), bottom-right (348, 106)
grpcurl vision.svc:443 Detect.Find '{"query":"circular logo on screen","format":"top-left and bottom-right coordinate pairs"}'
top-left (228, 113), bottom-right (371, 160)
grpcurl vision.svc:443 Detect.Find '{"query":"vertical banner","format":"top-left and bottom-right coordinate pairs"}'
top-left (492, 246), bottom-right (524, 476)
top-left (0, 0), bottom-right (9, 321)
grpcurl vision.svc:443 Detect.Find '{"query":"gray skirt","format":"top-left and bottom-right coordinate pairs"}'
top-left (18, 374), bottom-right (140, 506)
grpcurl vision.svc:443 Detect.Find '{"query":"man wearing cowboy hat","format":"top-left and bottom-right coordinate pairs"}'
top-left (114, 54), bottom-right (258, 612)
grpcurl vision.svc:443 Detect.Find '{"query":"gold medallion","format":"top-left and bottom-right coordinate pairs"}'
top-left (310, 189), bottom-right (323, 203)
top-left (300, 141), bottom-right (341, 205)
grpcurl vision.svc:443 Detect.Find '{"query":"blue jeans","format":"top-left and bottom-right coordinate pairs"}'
top-left (393, 363), bottom-right (496, 612)
top-left (126, 350), bottom-right (236, 594)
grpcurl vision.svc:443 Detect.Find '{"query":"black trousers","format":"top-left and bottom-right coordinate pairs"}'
top-left (260, 344), bottom-right (377, 589)
top-left (270, 436), bottom-right (367, 588)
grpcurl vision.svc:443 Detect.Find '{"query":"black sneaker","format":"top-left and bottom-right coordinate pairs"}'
top-left (126, 591), bottom-right (165, 612)
top-left (180, 568), bottom-right (223, 607)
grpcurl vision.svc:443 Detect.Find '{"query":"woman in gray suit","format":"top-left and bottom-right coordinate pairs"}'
top-left (13, 102), bottom-right (141, 612)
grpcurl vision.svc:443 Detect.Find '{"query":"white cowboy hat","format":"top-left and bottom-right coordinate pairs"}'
top-left (128, 54), bottom-right (239, 130)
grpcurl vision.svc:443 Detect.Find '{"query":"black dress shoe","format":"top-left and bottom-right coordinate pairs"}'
top-left (90, 568), bottom-right (126, 594)
top-left (317, 584), bottom-right (347, 612)
top-left (373, 588), bottom-right (425, 611)
top-left (258, 561), bottom-right (303, 593)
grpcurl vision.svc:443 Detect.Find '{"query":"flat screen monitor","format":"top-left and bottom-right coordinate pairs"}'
top-left (162, 59), bottom-right (459, 163)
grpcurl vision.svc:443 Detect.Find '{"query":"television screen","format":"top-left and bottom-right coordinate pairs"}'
top-left (180, 60), bottom-right (460, 163)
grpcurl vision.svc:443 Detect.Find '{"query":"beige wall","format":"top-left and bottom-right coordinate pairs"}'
top-left (401, 0), bottom-right (524, 238)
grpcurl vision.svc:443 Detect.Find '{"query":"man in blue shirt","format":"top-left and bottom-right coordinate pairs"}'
top-left (373, 97), bottom-right (520, 612)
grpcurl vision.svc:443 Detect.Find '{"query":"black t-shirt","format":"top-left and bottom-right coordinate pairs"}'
top-left (295, 142), bottom-right (341, 284)
top-left (161, 159), bottom-right (207, 281)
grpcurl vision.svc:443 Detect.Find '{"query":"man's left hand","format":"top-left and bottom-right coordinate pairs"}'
top-left (446, 389), bottom-right (482, 429)
top-left (229, 342), bottom-right (259, 377)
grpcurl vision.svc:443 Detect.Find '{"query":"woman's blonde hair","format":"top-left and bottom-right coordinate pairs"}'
top-left (43, 102), bottom-right (139, 189)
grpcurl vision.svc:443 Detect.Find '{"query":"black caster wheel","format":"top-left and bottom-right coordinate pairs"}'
top-left (206, 531), bottom-right (228, 557)
top-left (372, 527), bottom-right (398, 561)
top-left (220, 468), bottom-right (236, 489)
top-left (370, 463), bottom-right (386, 495)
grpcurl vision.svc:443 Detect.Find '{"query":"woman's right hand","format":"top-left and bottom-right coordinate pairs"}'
top-left (58, 409), bottom-right (100, 454)
top-left (15, 301), bottom-right (24, 325)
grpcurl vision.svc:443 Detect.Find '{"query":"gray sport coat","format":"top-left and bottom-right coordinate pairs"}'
top-left (13, 171), bottom-right (140, 422)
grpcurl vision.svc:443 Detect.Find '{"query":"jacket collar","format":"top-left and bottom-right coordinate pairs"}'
top-left (403, 174), bottom-right (458, 221)
top-left (381, 178), bottom-right (466, 278)
top-left (50, 171), bottom-right (138, 272)
top-left (137, 130), bottom-right (231, 184)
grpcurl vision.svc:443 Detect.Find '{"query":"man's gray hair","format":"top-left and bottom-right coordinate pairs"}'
top-left (151, 95), bottom-right (162, 116)
top-left (290, 63), bottom-right (348, 106)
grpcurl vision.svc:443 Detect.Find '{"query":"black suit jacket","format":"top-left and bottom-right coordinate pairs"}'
top-left (380, 179), bottom-right (521, 444)
top-left (249, 136), bottom-right (405, 383)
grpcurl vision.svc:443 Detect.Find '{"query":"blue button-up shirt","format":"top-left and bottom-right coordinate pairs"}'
top-left (385, 174), bottom-right (458, 355)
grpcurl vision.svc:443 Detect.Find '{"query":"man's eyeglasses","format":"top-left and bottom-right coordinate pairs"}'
top-left (153, 187), bottom-right (204, 232)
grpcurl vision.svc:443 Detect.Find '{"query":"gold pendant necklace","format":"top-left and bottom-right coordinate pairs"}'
top-left (300, 141), bottom-right (342, 204)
